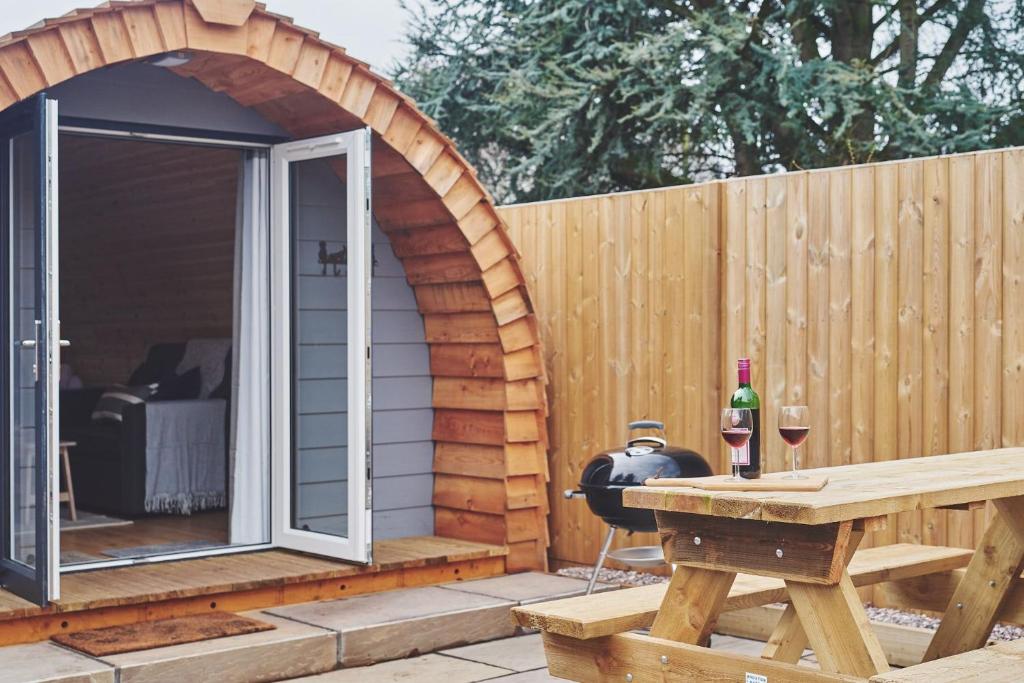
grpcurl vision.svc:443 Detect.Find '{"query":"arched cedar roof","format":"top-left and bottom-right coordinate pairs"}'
top-left (0, 0), bottom-right (549, 571)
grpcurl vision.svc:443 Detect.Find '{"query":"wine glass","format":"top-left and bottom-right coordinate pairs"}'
top-left (720, 408), bottom-right (753, 481)
top-left (779, 406), bottom-right (810, 479)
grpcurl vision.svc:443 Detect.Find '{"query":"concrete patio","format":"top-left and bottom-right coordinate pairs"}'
top-left (0, 572), bottom-right (616, 683)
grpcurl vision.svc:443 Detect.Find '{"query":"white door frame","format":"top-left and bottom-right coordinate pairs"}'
top-left (270, 128), bottom-right (372, 563)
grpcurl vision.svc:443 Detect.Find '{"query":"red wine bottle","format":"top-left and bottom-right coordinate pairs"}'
top-left (730, 358), bottom-right (761, 478)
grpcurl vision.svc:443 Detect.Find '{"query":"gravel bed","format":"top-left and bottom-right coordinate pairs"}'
top-left (557, 567), bottom-right (1024, 642)
top-left (557, 566), bottom-right (669, 587)
top-left (864, 605), bottom-right (1024, 642)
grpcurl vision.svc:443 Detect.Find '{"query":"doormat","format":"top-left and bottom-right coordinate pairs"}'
top-left (52, 612), bottom-right (276, 656)
top-left (61, 510), bottom-right (134, 532)
top-left (102, 540), bottom-right (222, 558)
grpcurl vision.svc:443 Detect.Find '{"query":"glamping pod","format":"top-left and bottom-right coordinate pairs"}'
top-left (0, 0), bottom-right (548, 617)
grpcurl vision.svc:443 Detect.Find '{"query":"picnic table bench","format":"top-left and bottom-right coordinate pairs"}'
top-left (514, 448), bottom-right (1024, 681)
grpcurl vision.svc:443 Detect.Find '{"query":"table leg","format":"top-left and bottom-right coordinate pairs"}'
top-left (61, 446), bottom-right (77, 522)
top-left (762, 528), bottom-right (866, 664)
top-left (924, 495), bottom-right (1024, 661)
top-left (786, 569), bottom-right (890, 677)
top-left (649, 565), bottom-right (736, 644)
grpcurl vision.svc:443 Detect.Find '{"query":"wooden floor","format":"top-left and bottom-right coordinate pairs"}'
top-left (0, 536), bottom-right (507, 646)
top-left (62, 511), bottom-right (229, 563)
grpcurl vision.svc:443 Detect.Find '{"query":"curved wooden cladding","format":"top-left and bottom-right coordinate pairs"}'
top-left (0, 0), bottom-right (549, 570)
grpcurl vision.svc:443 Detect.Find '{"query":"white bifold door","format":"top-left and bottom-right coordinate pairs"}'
top-left (0, 94), bottom-right (60, 605)
top-left (270, 128), bottom-right (373, 564)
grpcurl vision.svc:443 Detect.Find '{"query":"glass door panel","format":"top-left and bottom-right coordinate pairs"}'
top-left (292, 155), bottom-right (349, 540)
top-left (1, 94), bottom-right (60, 605)
top-left (271, 129), bottom-right (371, 563)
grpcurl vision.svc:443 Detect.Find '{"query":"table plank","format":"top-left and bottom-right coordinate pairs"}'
top-left (624, 448), bottom-right (1024, 524)
top-left (656, 511), bottom-right (853, 584)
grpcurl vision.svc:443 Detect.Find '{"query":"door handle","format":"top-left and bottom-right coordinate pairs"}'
top-left (59, 340), bottom-right (70, 347)
top-left (17, 320), bottom-right (41, 382)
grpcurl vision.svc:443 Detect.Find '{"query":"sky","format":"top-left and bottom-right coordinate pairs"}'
top-left (0, 0), bottom-right (413, 75)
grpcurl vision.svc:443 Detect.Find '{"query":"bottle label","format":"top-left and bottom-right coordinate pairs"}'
top-left (733, 443), bottom-right (751, 466)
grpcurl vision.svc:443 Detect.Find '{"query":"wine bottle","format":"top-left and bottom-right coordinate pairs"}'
top-left (730, 358), bottom-right (761, 478)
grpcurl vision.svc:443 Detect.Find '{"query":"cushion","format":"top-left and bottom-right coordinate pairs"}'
top-left (151, 367), bottom-right (201, 402)
top-left (209, 349), bottom-right (232, 400)
top-left (176, 339), bottom-right (231, 400)
top-left (91, 384), bottom-right (158, 423)
top-left (128, 343), bottom-right (186, 386)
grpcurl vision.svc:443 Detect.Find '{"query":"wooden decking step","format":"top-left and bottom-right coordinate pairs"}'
top-left (95, 612), bottom-right (336, 683)
top-left (513, 543), bottom-right (973, 639)
top-left (0, 640), bottom-right (114, 683)
top-left (267, 585), bottom-right (518, 667)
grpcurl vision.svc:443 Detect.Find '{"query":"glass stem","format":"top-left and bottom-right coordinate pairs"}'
top-left (792, 446), bottom-right (798, 475)
top-left (732, 448), bottom-right (739, 479)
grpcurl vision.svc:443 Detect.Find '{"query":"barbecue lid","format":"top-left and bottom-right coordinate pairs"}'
top-left (580, 420), bottom-right (712, 488)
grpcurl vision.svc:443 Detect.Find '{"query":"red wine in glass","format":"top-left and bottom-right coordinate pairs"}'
top-left (720, 408), bottom-right (753, 481)
top-left (722, 428), bottom-right (752, 448)
top-left (779, 427), bottom-right (809, 448)
top-left (779, 406), bottom-right (810, 479)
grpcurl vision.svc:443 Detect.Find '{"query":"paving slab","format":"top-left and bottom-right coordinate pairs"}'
top-left (485, 669), bottom-right (560, 682)
top-left (441, 632), bottom-right (547, 673)
top-left (268, 585), bottom-right (517, 667)
top-left (284, 653), bottom-right (512, 682)
top-left (100, 612), bottom-right (336, 683)
top-left (0, 641), bottom-right (114, 683)
top-left (442, 572), bottom-right (615, 605)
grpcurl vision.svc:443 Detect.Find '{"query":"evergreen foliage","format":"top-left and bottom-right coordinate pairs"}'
top-left (394, 1), bottom-right (1024, 203)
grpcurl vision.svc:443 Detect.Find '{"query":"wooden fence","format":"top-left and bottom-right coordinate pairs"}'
top-left (498, 147), bottom-right (1024, 569)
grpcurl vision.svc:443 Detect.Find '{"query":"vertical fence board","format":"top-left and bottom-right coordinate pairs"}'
top-left (806, 173), bottom-right (830, 471)
top-left (829, 170), bottom-right (853, 468)
top-left (897, 161), bottom-right (924, 545)
top-left (786, 174), bottom-right (809, 412)
top-left (922, 156), bottom-right (950, 546)
top-left (850, 166), bottom-right (875, 467)
top-left (722, 179), bottom-right (747, 473)
top-left (765, 176), bottom-right (788, 475)
top-left (872, 163), bottom-right (900, 550)
top-left (948, 154), bottom-right (976, 550)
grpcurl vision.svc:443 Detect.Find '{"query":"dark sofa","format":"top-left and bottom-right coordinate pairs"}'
top-left (60, 388), bottom-right (150, 516)
top-left (60, 342), bottom-right (231, 518)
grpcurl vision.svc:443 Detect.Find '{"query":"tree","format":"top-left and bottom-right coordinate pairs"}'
top-left (393, 0), bottom-right (1024, 203)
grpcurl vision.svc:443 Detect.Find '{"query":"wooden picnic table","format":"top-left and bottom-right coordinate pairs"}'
top-left (537, 448), bottom-right (1024, 681)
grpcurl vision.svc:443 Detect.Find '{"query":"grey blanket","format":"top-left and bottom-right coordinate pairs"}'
top-left (144, 399), bottom-right (227, 514)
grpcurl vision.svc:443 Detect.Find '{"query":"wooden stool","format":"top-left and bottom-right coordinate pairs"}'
top-left (59, 440), bottom-right (77, 522)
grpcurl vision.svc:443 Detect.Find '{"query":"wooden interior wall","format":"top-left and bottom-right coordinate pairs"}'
top-left (60, 135), bottom-right (239, 385)
top-left (500, 147), bottom-right (1024, 569)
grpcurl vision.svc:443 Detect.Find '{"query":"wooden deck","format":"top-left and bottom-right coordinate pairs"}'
top-left (0, 536), bottom-right (507, 646)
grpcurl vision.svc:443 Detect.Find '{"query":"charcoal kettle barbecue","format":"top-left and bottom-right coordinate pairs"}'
top-left (565, 420), bottom-right (712, 593)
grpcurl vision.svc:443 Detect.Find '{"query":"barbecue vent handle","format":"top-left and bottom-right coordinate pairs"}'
top-left (628, 420), bottom-right (665, 431)
top-left (627, 420), bottom-right (667, 448)
top-left (563, 489), bottom-right (585, 499)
